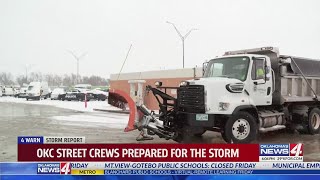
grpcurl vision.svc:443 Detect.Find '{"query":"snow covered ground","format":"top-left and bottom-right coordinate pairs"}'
top-left (0, 96), bottom-right (130, 130)
top-left (0, 96), bottom-right (121, 112)
top-left (51, 114), bottom-right (129, 129)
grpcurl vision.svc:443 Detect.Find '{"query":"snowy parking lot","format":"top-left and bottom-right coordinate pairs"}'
top-left (0, 96), bottom-right (120, 113)
top-left (0, 96), bottom-right (319, 161)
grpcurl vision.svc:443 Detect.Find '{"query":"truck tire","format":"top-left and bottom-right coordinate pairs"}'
top-left (224, 111), bottom-right (258, 143)
top-left (307, 108), bottom-right (320, 134)
top-left (221, 130), bottom-right (228, 143)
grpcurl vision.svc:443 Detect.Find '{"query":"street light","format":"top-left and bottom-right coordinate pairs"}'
top-left (166, 21), bottom-right (197, 68)
top-left (67, 50), bottom-right (87, 84)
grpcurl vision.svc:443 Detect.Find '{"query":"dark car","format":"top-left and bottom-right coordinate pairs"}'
top-left (87, 89), bottom-right (108, 101)
top-left (64, 89), bottom-right (94, 101)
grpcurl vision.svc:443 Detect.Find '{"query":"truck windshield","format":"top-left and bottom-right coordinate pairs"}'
top-left (204, 56), bottom-right (250, 81)
top-left (27, 86), bottom-right (34, 90)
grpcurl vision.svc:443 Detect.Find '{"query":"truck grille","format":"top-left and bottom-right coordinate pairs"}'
top-left (177, 85), bottom-right (205, 113)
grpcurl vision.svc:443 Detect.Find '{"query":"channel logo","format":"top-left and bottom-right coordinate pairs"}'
top-left (260, 144), bottom-right (289, 156)
top-left (259, 143), bottom-right (303, 162)
top-left (289, 143), bottom-right (303, 156)
top-left (259, 143), bottom-right (303, 156)
top-left (60, 162), bottom-right (71, 174)
top-left (37, 163), bottom-right (60, 174)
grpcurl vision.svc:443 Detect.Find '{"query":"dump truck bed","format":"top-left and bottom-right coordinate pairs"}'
top-left (279, 56), bottom-right (320, 103)
top-left (281, 75), bottom-right (320, 102)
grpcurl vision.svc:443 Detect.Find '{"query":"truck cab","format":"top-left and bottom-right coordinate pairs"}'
top-left (177, 53), bottom-right (274, 143)
top-left (197, 54), bottom-right (272, 114)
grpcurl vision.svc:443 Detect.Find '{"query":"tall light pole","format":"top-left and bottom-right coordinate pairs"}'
top-left (67, 50), bottom-right (87, 84)
top-left (166, 21), bottom-right (197, 68)
top-left (25, 64), bottom-right (34, 83)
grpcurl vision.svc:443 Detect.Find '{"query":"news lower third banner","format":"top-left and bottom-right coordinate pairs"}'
top-left (3, 136), bottom-right (317, 176)
top-left (1, 162), bottom-right (320, 175)
top-left (17, 136), bottom-right (303, 162)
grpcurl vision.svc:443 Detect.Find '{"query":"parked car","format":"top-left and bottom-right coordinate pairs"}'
top-left (48, 88), bottom-right (52, 98)
top-left (26, 82), bottom-right (50, 100)
top-left (51, 88), bottom-right (67, 100)
top-left (74, 84), bottom-right (92, 90)
top-left (13, 87), bottom-right (21, 97)
top-left (88, 88), bottom-right (108, 101)
top-left (18, 86), bottom-right (28, 98)
top-left (3, 86), bottom-right (14, 96)
top-left (64, 89), bottom-right (94, 101)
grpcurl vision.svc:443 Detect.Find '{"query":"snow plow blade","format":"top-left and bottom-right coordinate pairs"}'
top-left (109, 84), bottom-right (180, 142)
top-left (108, 89), bottom-right (140, 132)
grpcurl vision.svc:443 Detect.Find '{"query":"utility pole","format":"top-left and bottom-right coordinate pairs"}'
top-left (67, 50), bottom-right (87, 84)
top-left (166, 21), bottom-right (197, 68)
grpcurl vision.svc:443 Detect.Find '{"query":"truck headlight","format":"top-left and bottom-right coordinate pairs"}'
top-left (154, 81), bottom-right (162, 87)
top-left (180, 81), bottom-right (189, 86)
top-left (219, 102), bottom-right (230, 111)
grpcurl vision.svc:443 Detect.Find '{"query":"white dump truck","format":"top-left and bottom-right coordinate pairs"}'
top-left (120, 47), bottom-right (320, 143)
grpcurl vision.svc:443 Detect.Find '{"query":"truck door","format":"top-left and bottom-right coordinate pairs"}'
top-left (249, 57), bottom-right (273, 106)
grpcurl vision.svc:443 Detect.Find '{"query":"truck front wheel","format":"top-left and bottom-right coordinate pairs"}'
top-left (308, 108), bottom-right (320, 134)
top-left (224, 111), bottom-right (258, 143)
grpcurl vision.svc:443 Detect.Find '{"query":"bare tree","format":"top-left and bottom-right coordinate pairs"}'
top-left (16, 75), bottom-right (27, 86)
top-left (29, 72), bottom-right (43, 82)
top-left (0, 72), bottom-right (14, 85)
top-left (1, 71), bottom-right (108, 87)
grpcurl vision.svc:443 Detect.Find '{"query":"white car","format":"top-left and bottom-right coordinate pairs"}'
top-left (3, 87), bottom-right (14, 96)
top-left (51, 88), bottom-right (67, 100)
top-left (18, 87), bottom-right (28, 98)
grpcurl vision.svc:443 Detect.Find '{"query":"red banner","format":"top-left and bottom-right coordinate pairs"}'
top-left (18, 144), bottom-right (259, 162)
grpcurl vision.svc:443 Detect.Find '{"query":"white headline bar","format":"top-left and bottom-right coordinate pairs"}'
top-left (43, 136), bottom-right (85, 144)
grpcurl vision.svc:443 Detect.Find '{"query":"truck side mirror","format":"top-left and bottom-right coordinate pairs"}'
top-left (202, 61), bottom-right (209, 76)
top-left (265, 66), bottom-right (271, 81)
top-left (252, 56), bottom-right (267, 84)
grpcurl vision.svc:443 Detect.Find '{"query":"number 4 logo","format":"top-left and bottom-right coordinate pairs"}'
top-left (290, 143), bottom-right (303, 156)
top-left (60, 163), bottom-right (71, 174)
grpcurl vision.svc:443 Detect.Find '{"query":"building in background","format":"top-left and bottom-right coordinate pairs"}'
top-left (109, 68), bottom-right (203, 110)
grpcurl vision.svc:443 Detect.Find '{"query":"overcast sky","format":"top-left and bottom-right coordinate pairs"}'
top-left (0, 0), bottom-right (319, 78)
